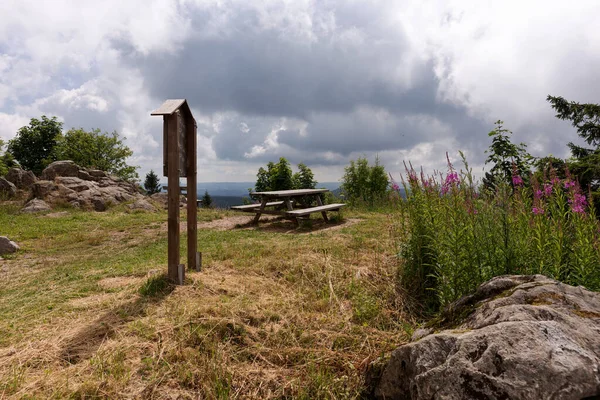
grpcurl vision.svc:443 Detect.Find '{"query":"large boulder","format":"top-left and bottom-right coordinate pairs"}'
top-left (41, 160), bottom-right (80, 180)
top-left (128, 199), bottom-right (157, 212)
top-left (6, 168), bottom-right (37, 190)
top-left (371, 275), bottom-right (600, 400)
top-left (21, 199), bottom-right (52, 213)
top-left (0, 177), bottom-right (17, 198)
top-left (0, 236), bottom-right (19, 255)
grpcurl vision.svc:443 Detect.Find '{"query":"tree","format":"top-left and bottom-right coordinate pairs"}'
top-left (270, 158), bottom-right (294, 191)
top-left (341, 156), bottom-right (389, 205)
top-left (0, 139), bottom-right (17, 176)
top-left (144, 170), bottom-right (161, 195)
top-left (254, 158), bottom-right (316, 192)
top-left (293, 163), bottom-right (317, 190)
top-left (547, 95), bottom-right (600, 192)
top-left (201, 190), bottom-right (213, 208)
top-left (483, 120), bottom-right (533, 189)
top-left (8, 116), bottom-right (63, 175)
top-left (55, 128), bottom-right (139, 180)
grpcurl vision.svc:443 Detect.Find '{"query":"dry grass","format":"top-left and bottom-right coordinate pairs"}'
top-left (0, 204), bottom-right (410, 399)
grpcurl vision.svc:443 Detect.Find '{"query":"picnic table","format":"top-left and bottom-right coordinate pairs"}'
top-left (231, 188), bottom-right (345, 224)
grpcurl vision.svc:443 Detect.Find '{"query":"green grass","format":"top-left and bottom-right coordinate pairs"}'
top-left (0, 205), bottom-right (405, 398)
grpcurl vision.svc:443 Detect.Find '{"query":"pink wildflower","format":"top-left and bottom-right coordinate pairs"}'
top-left (532, 207), bottom-right (545, 215)
top-left (445, 172), bottom-right (460, 185)
top-left (543, 184), bottom-right (553, 196)
top-left (564, 180), bottom-right (576, 189)
top-left (441, 172), bottom-right (459, 194)
top-left (569, 193), bottom-right (587, 214)
top-left (512, 175), bottom-right (524, 187)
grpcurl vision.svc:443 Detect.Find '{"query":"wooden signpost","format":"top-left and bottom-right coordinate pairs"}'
top-left (151, 99), bottom-right (199, 284)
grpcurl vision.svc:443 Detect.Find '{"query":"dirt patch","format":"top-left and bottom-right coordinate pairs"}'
top-left (198, 215), bottom-right (361, 234)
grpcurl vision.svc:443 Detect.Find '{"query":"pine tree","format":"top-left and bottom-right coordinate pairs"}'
top-left (201, 190), bottom-right (213, 208)
top-left (144, 170), bottom-right (161, 195)
top-left (547, 95), bottom-right (600, 192)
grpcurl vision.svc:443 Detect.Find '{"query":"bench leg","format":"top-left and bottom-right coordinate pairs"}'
top-left (284, 198), bottom-right (299, 225)
top-left (253, 198), bottom-right (268, 224)
top-left (316, 196), bottom-right (329, 222)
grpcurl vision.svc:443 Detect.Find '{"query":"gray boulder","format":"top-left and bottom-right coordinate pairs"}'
top-left (371, 275), bottom-right (600, 400)
top-left (41, 160), bottom-right (80, 180)
top-left (128, 199), bottom-right (156, 212)
top-left (0, 177), bottom-right (17, 198)
top-left (6, 168), bottom-right (37, 190)
top-left (32, 180), bottom-right (57, 199)
top-left (0, 236), bottom-right (19, 255)
top-left (21, 199), bottom-right (52, 213)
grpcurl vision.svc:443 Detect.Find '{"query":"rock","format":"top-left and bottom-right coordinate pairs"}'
top-left (0, 177), bottom-right (17, 198)
top-left (32, 180), bottom-right (57, 198)
top-left (77, 170), bottom-right (93, 181)
top-left (88, 169), bottom-right (107, 179)
top-left (91, 198), bottom-right (107, 212)
top-left (41, 160), bottom-right (80, 180)
top-left (21, 199), bottom-right (52, 213)
top-left (6, 168), bottom-right (37, 190)
top-left (0, 236), bottom-right (19, 255)
top-left (128, 199), bottom-right (156, 212)
top-left (371, 275), bottom-right (600, 400)
top-left (55, 177), bottom-right (90, 192)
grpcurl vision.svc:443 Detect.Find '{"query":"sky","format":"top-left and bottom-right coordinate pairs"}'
top-left (0, 0), bottom-right (599, 183)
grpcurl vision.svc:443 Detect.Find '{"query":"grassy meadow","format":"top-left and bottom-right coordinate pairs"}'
top-left (0, 203), bottom-right (408, 399)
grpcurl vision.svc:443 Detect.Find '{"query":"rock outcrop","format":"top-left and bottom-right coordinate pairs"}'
top-left (21, 199), bottom-right (52, 213)
top-left (6, 167), bottom-right (37, 190)
top-left (0, 177), bottom-right (17, 198)
top-left (371, 275), bottom-right (600, 400)
top-left (0, 236), bottom-right (19, 255)
top-left (31, 161), bottom-right (143, 211)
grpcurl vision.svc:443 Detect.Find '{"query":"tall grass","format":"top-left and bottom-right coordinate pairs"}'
top-left (397, 153), bottom-right (600, 313)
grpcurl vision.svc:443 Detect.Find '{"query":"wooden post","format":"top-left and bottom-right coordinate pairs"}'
top-left (152, 99), bottom-right (198, 284)
top-left (187, 117), bottom-right (198, 271)
top-left (167, 113), bottom-right (180, 283)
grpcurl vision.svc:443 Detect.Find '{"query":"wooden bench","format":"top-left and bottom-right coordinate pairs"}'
top-left (285, 203), bottom-right (345, 222)
top-left (231, 201), bottom-right (286, 211)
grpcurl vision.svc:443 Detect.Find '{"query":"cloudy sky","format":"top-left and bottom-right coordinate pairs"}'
top-left (1, 0), bottom-right (598, 183)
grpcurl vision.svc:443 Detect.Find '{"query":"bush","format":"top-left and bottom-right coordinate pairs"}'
top-left (340, 156), bottom-right (389, 206)
top-left (398, 153), bottom-right (600, 313)
top-left (0, 139), bottom-right (17, 176)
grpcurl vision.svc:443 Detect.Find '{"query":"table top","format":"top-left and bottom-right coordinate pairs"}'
top-left (251, 188), bottom-right (330, 197)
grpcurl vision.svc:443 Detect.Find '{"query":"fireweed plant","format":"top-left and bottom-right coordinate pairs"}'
top-left (396, 152), bottom-right (600, 313)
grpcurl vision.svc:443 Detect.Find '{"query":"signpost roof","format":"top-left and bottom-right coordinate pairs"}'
top-left (151, 99), bottom-right (195, 119)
